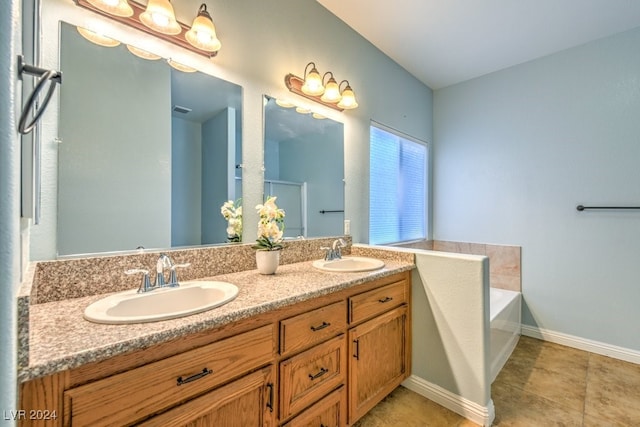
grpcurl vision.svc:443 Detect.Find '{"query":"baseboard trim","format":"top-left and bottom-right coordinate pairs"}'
top-left (402, 375), bottom-right (495, 427)
top-left (521, 325), bottom-right (640, 365)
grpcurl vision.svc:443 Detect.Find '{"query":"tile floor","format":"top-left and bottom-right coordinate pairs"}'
top-left (353, 336), bottom-right (640, 426)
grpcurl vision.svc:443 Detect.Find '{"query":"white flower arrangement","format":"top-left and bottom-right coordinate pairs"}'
top-left (220, 199), bottom-right (242, 242)
top-left (253, 196), bottom-right (285, 251)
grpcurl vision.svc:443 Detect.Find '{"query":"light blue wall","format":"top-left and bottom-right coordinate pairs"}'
top-left (434, 27), bottom-right (640, 351)
top-left (171, 117), bottom-right (202, 247)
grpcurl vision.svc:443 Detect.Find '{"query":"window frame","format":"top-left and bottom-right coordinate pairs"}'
top-left (368, 121), bottom-right (429, 245)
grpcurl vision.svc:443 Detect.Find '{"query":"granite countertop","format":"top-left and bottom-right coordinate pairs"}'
top-left (19, 256), bottom-right (414, 383)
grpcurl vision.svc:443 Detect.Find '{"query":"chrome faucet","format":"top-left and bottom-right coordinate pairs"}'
top-left (125, 254), bottom-right (190, 293)
top-left (155, 253), bottom-right (191, 288)
top-left (155, 253), bottom-right (173, 288)
top-left (321, 238), bottom-right (347, 261)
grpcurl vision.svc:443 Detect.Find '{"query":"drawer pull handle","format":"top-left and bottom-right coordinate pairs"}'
top-left (176, 368), bottom-right (212, 386)
top-left (310, 321), bottom-right (331, 331)
top-left (353, 339), bottom-right (360, 360)
top-left (308, 367), bottom-right (329, 380)
top-left (266, 383), bottom-right (274, 412)
top-left (378, 296), bottom-right (393, 303)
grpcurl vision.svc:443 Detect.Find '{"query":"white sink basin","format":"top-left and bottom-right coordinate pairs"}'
top-left (84, 280), bottom-right (239, 324)
top-left (312, 256), bottom-right (385, 273)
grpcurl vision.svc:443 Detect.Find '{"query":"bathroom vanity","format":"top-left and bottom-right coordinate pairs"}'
top-left (17, 246), bottom-right (413, 426)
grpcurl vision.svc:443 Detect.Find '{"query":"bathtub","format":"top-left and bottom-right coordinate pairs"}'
top-left (489, 287), bottom-right (521, 382)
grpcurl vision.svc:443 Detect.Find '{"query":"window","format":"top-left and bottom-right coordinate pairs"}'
top-left (369, 122), bottom-right (427, 245)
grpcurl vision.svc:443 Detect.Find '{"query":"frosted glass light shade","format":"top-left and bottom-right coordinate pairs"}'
top-left (320, 76), bottom-right (341, 103)
top-left (186, 5), bottom-right (221, 52)
top-left (337, 84), bottom-right (358, 109)
top-left (301, 66), bottom-right (324, 96)
top-left (140, 0), bottom-right (181, 35)
top-left (86, 0), bottom-right (133, 17)
top-left (77, 27), bottom-right (121, 47)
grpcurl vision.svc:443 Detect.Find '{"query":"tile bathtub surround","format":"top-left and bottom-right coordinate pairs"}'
top-left (392, 239), bottom-right (522, 292)
top-left (432, 240), bottom-right (521, 292)
top-left (28, 236), bottom-right (352, 304)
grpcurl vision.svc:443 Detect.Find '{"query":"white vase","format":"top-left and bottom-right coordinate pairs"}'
top-left (256, 250), bottom-right (280, 275)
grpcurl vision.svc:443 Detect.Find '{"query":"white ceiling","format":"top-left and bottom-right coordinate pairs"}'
top-left (317, 0), bottom-right (640, 89)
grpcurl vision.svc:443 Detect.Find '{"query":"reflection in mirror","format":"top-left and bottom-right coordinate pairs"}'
top-left (57, 22), bottom-right (242, 256)
top-left (263, 95), bottom-right (344, 238)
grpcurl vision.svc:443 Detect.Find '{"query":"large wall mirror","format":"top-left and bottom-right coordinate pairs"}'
top-left (263, 95), bottom-right (344, 238)
top-left (57, 22), bottom-right (242, 256)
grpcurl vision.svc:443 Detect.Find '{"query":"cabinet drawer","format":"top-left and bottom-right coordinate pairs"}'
top-left (349, 280), bottom-right (407, 324)
top-left (280, 334), bottom-right (346, 420)
top-left (280, 301), bottom-right (346, 356)
top-left (138, 365), bottom-right (275, 427)
top-left (63, 325), bottom-right (273, 427)
top-left (282, 386), bottom-right (346, 427)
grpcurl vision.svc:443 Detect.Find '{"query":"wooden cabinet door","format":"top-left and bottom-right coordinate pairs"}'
top-left (348, 305), bottom-right (409, 425)
top-left (137, 365), bottom-right (276, 427)
top-left (282, 386), bottom-right (346, 427)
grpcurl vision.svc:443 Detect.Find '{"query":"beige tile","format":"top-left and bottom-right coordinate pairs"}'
top-left (432, 240), bottom-right (460, 253)
top-left (492, 382), bottom-right (583, 427)
top-left (585, 354), bottom-right (640, 426)
top-left (351, 337), bottom-right (640, 427)
top-left (583, 413), bottom-right (629, 427)
top-left (353, 386), bottom-right (468, 426)
top-left (491, 274), bottom-right (521, 291)
top-left (506, 336), bottom-right (590, 373)
top-left (457, 242), bottom-right (487, 255)
top-left (494, 337), bottom-right (589, 412)
top-left (485, 244), bottom-right (521, 278)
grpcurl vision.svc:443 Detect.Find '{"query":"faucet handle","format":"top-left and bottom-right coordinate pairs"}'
top-left (332, 238), bottom-right (347, 250)
top-left (320, 246), bottom-right (334, 261)
top-left (125, 268), bottom-right (153, 293)
top-left (168, 263), bottom-right (191, 287)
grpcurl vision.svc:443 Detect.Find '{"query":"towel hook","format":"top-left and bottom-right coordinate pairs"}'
top-left (17, 55), bottom-right (62, 135)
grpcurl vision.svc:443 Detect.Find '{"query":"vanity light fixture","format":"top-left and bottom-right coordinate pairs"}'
top-left (74, 0), bottom-right (221, 58)
top-left (285, 62), bottom-right (358, 111)
top-left (185, 4), bottom-right (221, 52)
top-left (77, 26), bottom-right (121, 47)
top-left (85, 0), bottom-right (133, 17)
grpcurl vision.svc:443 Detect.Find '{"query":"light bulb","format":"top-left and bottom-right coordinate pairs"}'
top-left (301, 64), bottom-right (324, 96)
top-left (186, 4), bottom-right (222, 52)
top-left (140, 0), bottom-right (181, 35)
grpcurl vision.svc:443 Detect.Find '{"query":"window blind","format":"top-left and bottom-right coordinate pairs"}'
top-left (369, 124), bottom-right (427, 245)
